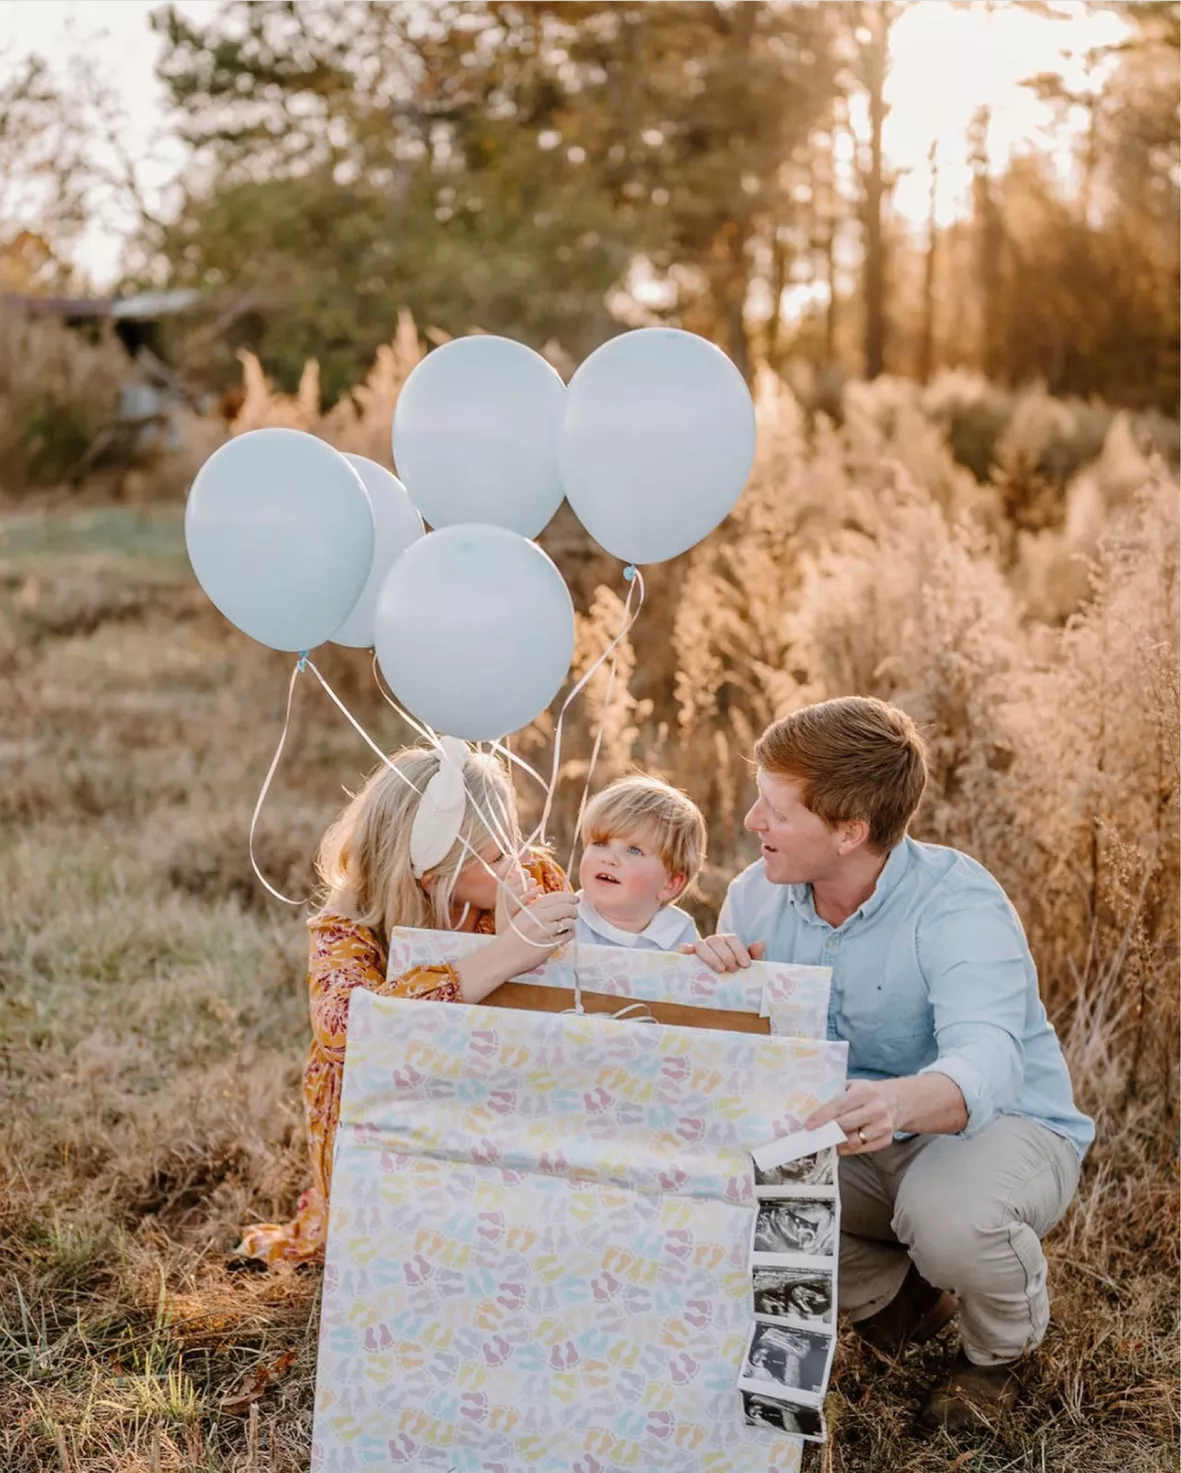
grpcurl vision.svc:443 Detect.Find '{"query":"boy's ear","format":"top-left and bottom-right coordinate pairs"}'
top-left (661, 871), bottom-right (688, 903)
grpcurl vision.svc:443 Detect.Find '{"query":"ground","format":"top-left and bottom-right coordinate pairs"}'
top-left (0, 508), bottom-right (1175, 1472)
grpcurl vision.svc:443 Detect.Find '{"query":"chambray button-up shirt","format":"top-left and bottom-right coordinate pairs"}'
top-left (719, 836), bottom-right (1094, 1158)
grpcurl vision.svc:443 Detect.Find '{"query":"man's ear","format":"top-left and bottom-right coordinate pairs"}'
top-left (661, 871), bottom-right (688, 903)
top-left (837, 819), bottom-right (871, 856)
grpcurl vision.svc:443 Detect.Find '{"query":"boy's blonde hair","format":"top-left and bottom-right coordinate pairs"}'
top-left (581, 774), bottom-right (707, 895)
top-left (316, 745), bottom-right (518, 945)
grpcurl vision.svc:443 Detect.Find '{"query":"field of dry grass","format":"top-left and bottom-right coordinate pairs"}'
top-left (1, 362), bottom-right (1177, 1472)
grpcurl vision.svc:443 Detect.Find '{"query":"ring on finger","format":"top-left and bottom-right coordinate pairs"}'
top-left (856, 1127), bottom-right (868, 1146)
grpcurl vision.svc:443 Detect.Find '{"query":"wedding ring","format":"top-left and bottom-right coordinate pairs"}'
top-left (857, 1127), bottom-right (868, 1146)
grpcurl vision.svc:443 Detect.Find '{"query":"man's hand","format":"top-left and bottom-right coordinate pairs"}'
top-left (678, 934), bottom-right (766, 973)
top-left (805, 1079), bottom-right (902, 1155)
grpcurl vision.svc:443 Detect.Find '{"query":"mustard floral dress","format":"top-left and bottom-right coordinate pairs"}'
top-left (237, 855), bottom-right (567, 1265)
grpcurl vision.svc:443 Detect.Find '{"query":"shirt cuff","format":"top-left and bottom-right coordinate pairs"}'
top-left (917, 1054), bottom-right (993, 1137)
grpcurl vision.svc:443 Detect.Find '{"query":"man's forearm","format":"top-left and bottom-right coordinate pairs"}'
top-left (885, 1070), bottom-right (969, 1136)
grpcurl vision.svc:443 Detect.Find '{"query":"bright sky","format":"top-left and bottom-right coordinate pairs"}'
top-left (0, 0), bottom-right (1130, 289)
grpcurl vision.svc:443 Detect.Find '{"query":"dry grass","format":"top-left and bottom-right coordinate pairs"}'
top-left (0, 306), bottom-right (125, 488)
top-left (0, 362), bottom-right (1176, 1471)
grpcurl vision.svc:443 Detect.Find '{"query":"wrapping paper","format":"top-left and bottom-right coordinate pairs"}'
top-left (313, 940), bottom-right (847, 1472)
top-left (387, 928), bottom-right (832, 1042)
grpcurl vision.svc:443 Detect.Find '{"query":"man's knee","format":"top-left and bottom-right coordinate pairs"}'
top-left (890, 1172), bottom-right (1023, 1296)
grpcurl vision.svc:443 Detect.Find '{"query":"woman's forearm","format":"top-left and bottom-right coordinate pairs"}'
top-left (455, 934), bottom-right (532, 1004)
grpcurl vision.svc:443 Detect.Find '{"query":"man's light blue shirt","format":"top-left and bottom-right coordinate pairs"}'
top-left (720, 836), bottom-right (1094, 1158)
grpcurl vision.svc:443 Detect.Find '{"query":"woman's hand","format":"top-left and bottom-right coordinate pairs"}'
top-left (493, 853), bottom-right (538, 936)
top-left (496, 891), bottom-right (580, 973)
top-left (457, 890), bottom-right (580, 1003)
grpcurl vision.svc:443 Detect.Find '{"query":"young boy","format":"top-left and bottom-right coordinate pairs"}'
top-left (575, 774), bottom-right (707, 950)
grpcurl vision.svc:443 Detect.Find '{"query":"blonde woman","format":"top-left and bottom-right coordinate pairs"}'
top-left (236, 740), bottom-right (576, 1266)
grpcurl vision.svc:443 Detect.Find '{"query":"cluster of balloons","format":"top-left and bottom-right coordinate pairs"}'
top-left (185, 327), bottom-right (756, 740)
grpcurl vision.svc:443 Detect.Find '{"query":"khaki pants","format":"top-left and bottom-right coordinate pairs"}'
top-left (838, 1115), bottom-right (1081, 1365)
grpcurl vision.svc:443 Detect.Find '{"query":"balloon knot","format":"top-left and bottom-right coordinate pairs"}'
top-left (296, 651), bottom-right (309, 672)
top-left (623, 565), bottom-right (637, 582)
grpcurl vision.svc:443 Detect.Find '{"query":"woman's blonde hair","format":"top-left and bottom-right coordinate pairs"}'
top-left (315, 745), bottom-right (518, 945)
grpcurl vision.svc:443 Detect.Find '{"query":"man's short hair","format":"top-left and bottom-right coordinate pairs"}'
top-left (581, 774), bottom-right (707, 889)
top-left (753, 697), bottom-right (928, 852)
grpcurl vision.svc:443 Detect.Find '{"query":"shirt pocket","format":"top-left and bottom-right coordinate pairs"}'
top-left (836, 982), bottom-right (935, 1073)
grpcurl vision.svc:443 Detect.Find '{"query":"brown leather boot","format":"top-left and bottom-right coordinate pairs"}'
top-left (852, 1261), bottom-right (957, 1357)
top-left (920, 1351), bottom-right (1024, 1431)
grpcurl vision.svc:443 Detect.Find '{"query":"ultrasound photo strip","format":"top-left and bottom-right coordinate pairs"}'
top-left (755, 1180), bottom-right (837, 1203)
top-left (753, 1147), bottom-right (836, 1190)
top-left (751, 1197), bottom-right (837, 1261)
top-left (742, 1390), bottom-right (827, 1443)
top-left (752, 1265), bottom-right (834, 1330)
top-left (738, 1321), bottom-right (835, 1403)
top-left (741, 1143), bottom-right (841, 1444)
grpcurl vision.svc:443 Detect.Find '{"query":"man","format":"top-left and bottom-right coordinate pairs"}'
top-left (687, 697), bottom-right (1093, 1430)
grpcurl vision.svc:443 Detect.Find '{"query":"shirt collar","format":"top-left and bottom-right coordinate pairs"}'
top-left (577, 893), bottom-right (688, 949)
top-left (857, 836), bottom-right (912, 918)
top-left (787, 836), bottom-right (913, 928)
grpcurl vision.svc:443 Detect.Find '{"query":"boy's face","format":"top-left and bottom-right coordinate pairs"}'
top-left (579, 826), bottom-right (683, 926)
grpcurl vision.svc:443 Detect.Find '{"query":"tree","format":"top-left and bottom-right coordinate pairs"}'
top-left (144, 0), bottom-right (844, 395)
top-left (967, 105), bottom-right (1006, 380)
top-left (857, 1), bottom-right (892, 379)
top-left (917, 139), bottom-right (938, 384)
top-left (143, 2), bottom-right (633, 393)
top-left (554, 1), bottom-right (842, 380)
top-left (985, 0), bottom-right (1180, 408)
top-left (0, 54), bottom-right (92, 290)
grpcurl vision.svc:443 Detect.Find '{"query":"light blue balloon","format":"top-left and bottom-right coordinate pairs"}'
top-left (185, 428), bottom-right (374, 652)
top-left (373, 523), bottom-right (574, 740)
top-left (331, 455), bottom-right (425, 648)
top-left (560, 328), bottom-right (757, 565)
top-left (393, 335), bottom-right (566, 538)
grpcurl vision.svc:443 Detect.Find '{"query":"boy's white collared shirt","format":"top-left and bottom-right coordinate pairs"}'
top-left (574, 892), bottom-right (700, 952)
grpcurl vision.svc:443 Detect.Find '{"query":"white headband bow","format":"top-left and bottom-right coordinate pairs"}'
top-left (409, 736), bottom-right (471, 878)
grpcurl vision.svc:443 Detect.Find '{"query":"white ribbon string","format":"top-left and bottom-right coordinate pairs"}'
top-left (248, 658), bottom-right (312, 906)
top-left (363, 568), bottom-right (646, 899)
top-left (377, 664), bottom-right (549, 801)
top-left (519, 566), bottom-right (646, 863)
top-left (546, 566), bottom-right (646, 1015)
top-left (249, 566), bottom-right (644, 951)
top-left (489, 735), bottom-right (551, 798)
top-left (606, 1001), bottom-right (658, 1025)
top-left (302, 659), bottom-right (562, 955)
top-left (371, 652), bottom-right (439, 745)
top-left (371, 656), bottom-right (522, 861)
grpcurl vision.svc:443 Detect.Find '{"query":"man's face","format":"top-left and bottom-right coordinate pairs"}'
top-left (744, 768), bottom-right (846, 886)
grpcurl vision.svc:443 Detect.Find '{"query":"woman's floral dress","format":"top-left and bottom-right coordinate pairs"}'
top-left (236, 855), bottom-right (567, 1265)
